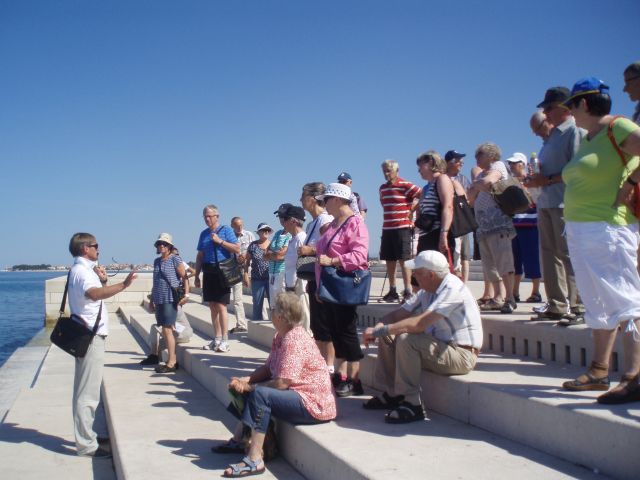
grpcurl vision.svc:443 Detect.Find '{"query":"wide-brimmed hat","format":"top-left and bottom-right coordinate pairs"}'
top-left (405, 250), bottom-right (449, 273)
top-left (315, 182), bottom-right (351, 201)
top-left (154, 232), bottom-right (174, 247)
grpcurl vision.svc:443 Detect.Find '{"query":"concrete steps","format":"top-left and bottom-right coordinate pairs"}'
top-left (121, 304), bottom-right (611, 480)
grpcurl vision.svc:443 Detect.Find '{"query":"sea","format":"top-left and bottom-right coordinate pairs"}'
top-left (0, 271), bottom-right (64, 367)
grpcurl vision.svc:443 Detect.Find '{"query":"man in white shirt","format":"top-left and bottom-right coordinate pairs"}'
top-left (362, 250), bottom-right (482, 424)
top-left (229, 217), bottom-right (256, 334)
top-left (282, 205), bottom-right (311, 335)
top-left (67, 232), bottom-right (137, 457)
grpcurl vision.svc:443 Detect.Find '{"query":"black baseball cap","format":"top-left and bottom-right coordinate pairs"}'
top-left (281, 205), bottom-right (306, 221)
top-left (274, 203), bottom-right (294, 216)
top-left (536, 87), bottom-right (570, 108)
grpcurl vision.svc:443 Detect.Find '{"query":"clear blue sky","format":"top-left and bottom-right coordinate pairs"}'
top-left (1, 0), bottom-right (638, 267)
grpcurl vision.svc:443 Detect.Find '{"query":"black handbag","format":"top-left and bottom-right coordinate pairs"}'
top-left (157, 257), bottom-right (185, 306)
top-left (296, 217), bottom-right (320, 281)
top-left (317, 216), bottom-right (371, 305)
top-left (50, 272), bottom-right (102, 358)
top-left (213, 227), bottom-right (243, 287)
top-left (450, 194), bottom-right (478, 238)
top-left (491, 175), bottom-right (532, 216)
top-left (415, 213), bottom-right (438, 232)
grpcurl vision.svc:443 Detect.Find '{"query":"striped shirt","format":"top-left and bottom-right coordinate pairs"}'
top-left (402, 273), bottom-right (483, 349)
top-left (418, 181), bottom-right (441, 233)
top-left (379, 177), bottom-right (421, 230)
top-left (268, 229), bottom-right (291, 274)
top-left (152, 255), bottom-right (183, 305)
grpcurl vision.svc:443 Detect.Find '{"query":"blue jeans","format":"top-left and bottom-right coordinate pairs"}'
top-left (240, 386), bottom-right (319, 434)
top-left (251, 278), bottom-right (269, 320)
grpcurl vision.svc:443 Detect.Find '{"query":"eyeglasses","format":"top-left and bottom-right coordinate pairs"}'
top-left (87, 243), bottom-right (99, 249)
top-left (155, 242), bottom-right (170, 248)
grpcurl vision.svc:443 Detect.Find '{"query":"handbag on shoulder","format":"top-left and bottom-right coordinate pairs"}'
top-left (50, 272), bottom-right (102, 358)
top-left (213, 227), bottom-right (243, 287)
top-left (450, 194), bottom-right (478, 238)
top-left (490, 175), bottom-right (532, 216)
top-left (157, 257), bottom-right (185, 306)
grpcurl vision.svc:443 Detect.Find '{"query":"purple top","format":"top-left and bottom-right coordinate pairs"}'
top-left (314, 215), bottom-right (369, 284)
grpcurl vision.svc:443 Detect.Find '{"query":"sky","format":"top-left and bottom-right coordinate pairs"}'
top-left (1, 0), bottom-right (638, 267)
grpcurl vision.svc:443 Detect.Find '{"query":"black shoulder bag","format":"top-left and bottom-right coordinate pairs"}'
top-left (213, 227), bottom-right (243, 288)
top-left (296, 217), bottom-right (320, 281)
top-left (50, 271), bottom-right (103, 358)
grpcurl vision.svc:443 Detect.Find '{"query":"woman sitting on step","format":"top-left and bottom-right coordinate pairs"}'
top-left (215, 292), bottom-right (336, 478)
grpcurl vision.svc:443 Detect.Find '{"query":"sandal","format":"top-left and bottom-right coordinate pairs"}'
top-left (212, 438), bottom-right (246, 454)
top-left (477, 297), bottom-right (492, 306)
top-left (363, 392), bottom-right (403, 410)
top-left (223, 456), bottom-right (265, 478)
top-left (597, 374), bottom-right (640, 404)
top-left (562, 371), bottom-right (610, 391)
top-left (479, 299), bottom-right (502, 311)
top-left (525, 293), bottom-right (542, 303)
top-left (384, 401), bottom-right (425, 424)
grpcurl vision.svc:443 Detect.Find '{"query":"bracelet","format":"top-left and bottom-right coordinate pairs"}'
top-left (372, 325), bottom-right (389, 338)
top-left (627, 177), bottom-right (638, 186)
top-left (219, 240), bottom-right (224, 246)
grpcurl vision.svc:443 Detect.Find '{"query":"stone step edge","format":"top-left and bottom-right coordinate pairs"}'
top-left (119, 305), bottom-right (370, 480)
top-left (244, 317), bottom-right (639, 480)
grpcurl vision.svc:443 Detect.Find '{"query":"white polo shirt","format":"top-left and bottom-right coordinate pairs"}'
top-left (402, 273), bottom-right (482, 349)
top-left (68, 256), bottom-right (109, 336)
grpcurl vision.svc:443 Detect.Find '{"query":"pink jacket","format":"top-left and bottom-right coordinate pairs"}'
top-left (315, 215), bottom-right (369, 284)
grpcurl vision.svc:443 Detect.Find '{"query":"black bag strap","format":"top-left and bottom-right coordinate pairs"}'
top-left (61, 268), bottom-right (103, 334)
top-left (303, 217), bottom-right (321, 246)
top-left (326, 215), bottom-right (355, 249)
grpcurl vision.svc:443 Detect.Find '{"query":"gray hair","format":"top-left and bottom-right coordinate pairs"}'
top-left (475, 142), bottom-right (501, 162)
top-left (381, 159), bottom-right (399, 172)
top-left (273, 292), bottom-right (303, 328)
top-left (203, 204), bottom-right (218, 215)
top-left (530, 110), bottom-right (545, 127)
top-left (69, 232), bottom-right (96, 257)
top-left (291, 217), bottom-right (304, 228)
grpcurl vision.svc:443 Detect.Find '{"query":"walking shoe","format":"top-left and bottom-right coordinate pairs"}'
top-left (380, 289), bottom-right (400, 303)
top-left (139, 354), bottom-right (159, 365)
top-left (479, 299), bottom-right (502, 311)
top-left (532, 302), bottom-right (550, 314)
top-left (155, 364), bottom-right (177, 374)
top-left (229, 326), bottom-right (248, 334)
top-left (331, 372), bottom-right (344, 388)
top-left (401, 290), bottom-right (413, 304)
top-left (79, 446), bottom-right (112, 458)
top-left (216, 341), bottom-right (231, 353)
top-left (513, 294), bottom-right (521, 303)
top-left (500, 301), bottom-right (514, 314)
top-left (203, 338), bottom-right (222, 351)
top-left (597, 374), bottom-right (640, 404)
top-left (532, 310), bottom-right (564, 321)
top-left (525, 293), bottom-right (542, 303)
top-left (335, 378), bottom-right (364, 397)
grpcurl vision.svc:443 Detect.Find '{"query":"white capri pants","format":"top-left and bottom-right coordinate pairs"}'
top-left (565, 221), bottom-right (640, 332)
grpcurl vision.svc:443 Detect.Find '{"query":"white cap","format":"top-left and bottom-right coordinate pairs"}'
top-left (315, 182), bottom-right (352, 201)
top-left (405, 250), bottom-right (449, 273)
top-left (506, 152), bottom-right (527, 164)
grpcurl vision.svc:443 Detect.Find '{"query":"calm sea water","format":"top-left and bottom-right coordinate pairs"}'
top-left (0, 271), bottom-right (64, 367)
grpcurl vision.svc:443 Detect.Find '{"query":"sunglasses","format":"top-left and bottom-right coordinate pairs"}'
top-left (87, 243), bottom-right (99, 249)
top-left (155, 242), bottom-right (170, 248)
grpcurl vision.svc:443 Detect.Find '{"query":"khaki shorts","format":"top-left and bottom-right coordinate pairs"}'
top-left (478, 231), bottom-right (515, 281)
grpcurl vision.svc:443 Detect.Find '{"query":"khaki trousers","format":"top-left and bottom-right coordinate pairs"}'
top-left (374, 332), bottom-right (476, 405)
top-left (537, 208), bottom-right (583, 313)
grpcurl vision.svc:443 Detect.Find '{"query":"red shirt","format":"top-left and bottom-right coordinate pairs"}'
top-left (379, 177), bottom-right (421, 230)
top-left (267, 326), bottom-right (337, 421)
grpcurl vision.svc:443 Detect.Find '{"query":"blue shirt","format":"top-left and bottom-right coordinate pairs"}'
top-left (197, 225), bottom-right (239, 264)
top-left (268, 229), bottom-right (291, 274)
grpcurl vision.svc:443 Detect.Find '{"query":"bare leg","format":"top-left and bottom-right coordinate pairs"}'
top-left (592, 328), bottom-right (618, 367)
top-left (461, 259), bottom-right (469, 283)
top-left (531, 278), bottom-right (541, 297)
top-left (315, 340), bottom-right (335, 368)
top-left (208, 303), bottom-right (219, 337)
top-left (399, 260), bottom-right (411, 294)
top-left (162, 326), bottom-right (177, 367)
top-left (491, 280), bottom-right (503, 303)
top-left (348, 361), bottom-right (360, 380)
top-left (223, 429), bottom-right (265, 476)
top-left (335, 358), bottom-right (347, 376)
top-left (385, 261), bottom-right (397, 290)
top-left (213, 302), bottom-right (228, 339)
top-left (502, 272), bottom-right (515, 303)
top-left (623, 319), bottom-right (640, 377)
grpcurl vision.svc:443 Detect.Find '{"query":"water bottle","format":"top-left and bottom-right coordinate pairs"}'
top-left (529, 152), bottom-right (540, 175)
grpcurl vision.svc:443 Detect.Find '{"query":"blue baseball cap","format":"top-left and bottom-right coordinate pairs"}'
top-left (563, 77), bottom-right (610, 105)
top-left (337, 172), bottom-right (352, 182)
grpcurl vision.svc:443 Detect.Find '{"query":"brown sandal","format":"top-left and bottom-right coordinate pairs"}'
top-left (597, 374), bottom-right (640, 404)
top-left (563, 371), bottom-right (610, 391)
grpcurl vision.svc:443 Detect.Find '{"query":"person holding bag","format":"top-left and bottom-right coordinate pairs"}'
top-left (66, 232), bottom-right (137, 457)
top-left (148, 233), bottom-right (189, 373)
top-left (195, 204), bottom-right (240, 353)
top-left (315, 182), bottom-right (370, 397)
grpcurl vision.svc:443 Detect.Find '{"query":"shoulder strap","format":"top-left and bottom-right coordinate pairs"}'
top-left (607, 115), bottom-right (628, 166)
top-left (326, 215), bottom-right (355, 249)
top-left (59, 270), bottom-right (71, 314)
top-left (304, 217), bottom-right (320, 246)
top-left (91, 302), bottom-right (103, 335)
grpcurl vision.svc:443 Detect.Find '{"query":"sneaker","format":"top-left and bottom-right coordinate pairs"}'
top-left (500, 302), bottom-right (514, 314)
top-left (335, 378), bottom-right (364, 397)
top-left (229, 326), bottom-right (248, 334)
top-left (79, 446), bottom-right (112, 458)
top-left (139, 354), bottom-right (159, 366)
top-left (203, 338), bottom-right (222, 351)
top-left (401, 290), bottom-right (413, 304)
top-left (216, 341), bottom-right (230, 353)
top-left (532, 302), bottom-right (550, 314)
top-left (331, 372), bottom-right (343, 388)
top-left (380, 289), bottom-right (400, 303)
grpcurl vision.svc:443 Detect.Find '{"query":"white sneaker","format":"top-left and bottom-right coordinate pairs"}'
top-left (216, 341), bottom-right (230, 353)
top-left (203, 338), bottom-right (222, 351)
